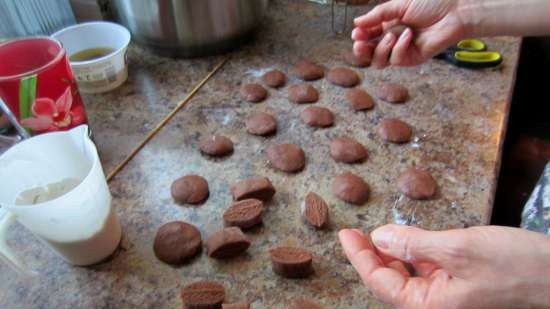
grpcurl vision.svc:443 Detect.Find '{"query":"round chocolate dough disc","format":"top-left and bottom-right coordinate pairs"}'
top-left (153, 221), bottom-right (202, 265)
top-left (199, 135), bottom-right (234, 156)
top-left (223, 199), bottom-right (264, 229)
top-left (292, 59), bottom-right (324, 81)
top-left (378, 118), bottom-right (413, 143)
top-left (262, 70), bottom-right (286, 88)
top-left (171, 175), bottom-right (209, 204)
top-left (376, 83), bottom-right (409, 103)
top-left (230, 177), bottom-right (276, 201)
top-left (346, 88), bottom-right (374, 111)
top-left (302, 192), bottom-right (329, 229)
top-left (327, 67), bottom-right (360, 88)
top-left (181, 281), bottom-right (225, 309)
top-left (300, 106), bottom-right (334, 127)
top-left (331, 172), bottom-right (370, 205)
top-left (397, 167), bottom-right (437, 199)
top-left (330, 136), bottom-right (368, 163)
top-left (205, 227), bottom-right (251, 259)
top-left (269, 246), bottom-right (314, 278)
top-left (288, 84), bottom-right (319, 104)
top-left (245, 112), bottom-right (277, 136)
top-left (266, 143), bottom-right (306, 173)
top-left (240, 83), bottom-right (267, 103)
top-left (343, 51), bottom-right (371, 68)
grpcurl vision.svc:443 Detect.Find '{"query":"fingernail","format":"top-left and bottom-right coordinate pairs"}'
top-left (383, 33), bottom-right (394, 45)
top-left (371, 226), bottom-right (394, 249)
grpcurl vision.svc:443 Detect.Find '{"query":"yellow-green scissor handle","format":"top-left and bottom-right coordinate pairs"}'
top-left (456, 39), bottom-right (487, 52)
top-left (450, 51), bottom-right (503, 69)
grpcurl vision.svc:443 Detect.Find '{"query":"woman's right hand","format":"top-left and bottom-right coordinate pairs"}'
top-left (352, 0), bottom-right (469, 68)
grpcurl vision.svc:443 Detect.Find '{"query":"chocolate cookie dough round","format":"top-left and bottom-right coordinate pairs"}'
top-left (269, 246), bottom-right (314, 278)
top-left (376, 83), bottom-right (409, 103)
top-left (205, 227), bottom-right (251, 259)
top-left (223, 199), bottom-right (264, 229)
top-left (331, 172), bottom-right (370, 205)
top-left (266, 143), bottom-right (306, 173)
top-left (230, 177), bottom-right (276, 201)
top-left (330, 137), bottom-right (368, 163)
top-left (378, 118), bottom-right (413, 143)
top-left (181, 280), bottom-right (225, 309)
top-left (293, 59), bottom-right (324, 81)
top-left (171, 175), bottom-right (209, 204)
top-left (327, 67), bottom-right (360, 87)
top-left (292, 298), bottom-right (324, 309)
top-left (397, 167), bottom-right (437, 199)
top-left (346, 88), bottom-right (374, 111)
top-left (288, 84), bottom-right (319, 103)
top-left (343, 51), bottom-right (371, 68)
top-left (300, 106), bottom-right (334, 127)
top-left (240, 83), bottom-right (267, 103)
top-left (199, 135), bottom-right (234, 156)
top-left (153, 221), bottom-right (201, 265)
top-left (302, 192), bottom-right (329, 229)
top-left (245, 112), bottom-right (277, 136)
top-left (262, 70), bottom-right (286, 88)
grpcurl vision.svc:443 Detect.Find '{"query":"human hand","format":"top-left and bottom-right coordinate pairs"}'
top-left (339, 224), bottom-right (550, 309)
top-left (352, 0), bottom-right (468, 68)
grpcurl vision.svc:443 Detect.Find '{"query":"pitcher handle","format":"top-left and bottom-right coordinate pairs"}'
top-left (0, 211), bottom-right (37, 276)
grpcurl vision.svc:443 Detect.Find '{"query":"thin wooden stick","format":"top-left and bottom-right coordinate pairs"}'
top-left (106, 57), bottom-right (228, 182)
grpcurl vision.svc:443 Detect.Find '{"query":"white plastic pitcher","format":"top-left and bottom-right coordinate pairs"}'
top-left (0, 125), bottom-right (121, 274)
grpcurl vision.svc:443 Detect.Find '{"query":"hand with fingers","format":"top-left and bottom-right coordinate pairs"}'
top-left (339, 224), bottom-right (550, 309)
top-left (352, 0), bottom-right (468, 68)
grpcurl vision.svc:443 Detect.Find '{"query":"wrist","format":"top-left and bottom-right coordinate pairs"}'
top-left (455, 0), bottom-right (488, 38)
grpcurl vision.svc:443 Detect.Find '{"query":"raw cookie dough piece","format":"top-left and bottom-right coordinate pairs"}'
top-left (230, 177), bottom-right (276, 201)
top-left (199, 135), bottom-right (234, 156)
top-left (302, 192), bottom-right (329, 229)
top-left (153, 221), bottom-right (202, 265)
top-left (269, 246), bottom-right (314, 278)
top-left (378, 118), bottom-right (413, 143)
top-left (223, 303), bottom-right (250, 309)
top-left (205, 227), bottom-right (251, 259)
top-left (327, 67), bottom-right (360, 87)
top-left (346, 88), bottom-right (374, 111)
top-left (171, 175), bottom-right (209, 204)
top-left (293, 59), bottom-right (324, 81)
top-left (331, 172), bottom-right (370, 205)
top-left (223, 199), bottom-right (264, 229)
top-left (181, 280), bottom-right (225, 309)
top-left (397, 167), bottom-right (437, 200)
top-left (241, 83), bottom-right (267, 103)
top-left (376, 83), bottom-right (409, 103)
top-left (330, 136), bottom-right (368, 163)
top-left (343, 51), bottom-right (371, 68)
top-left (300, 106), bottom-right (334, 127)
top-left (266, 143), bottom-right (306, 173)
top-left (288, 84), bottom-right (319, 103)
top-left (245, 112), bottom-right (277, 136)
top-left (292, 298), bottom-right (324, 309)
top-left (262, 70), bottom-right (286, 88)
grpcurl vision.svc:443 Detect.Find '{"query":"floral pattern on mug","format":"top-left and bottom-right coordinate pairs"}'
top-left (21, 87), bottom-right (86, 132)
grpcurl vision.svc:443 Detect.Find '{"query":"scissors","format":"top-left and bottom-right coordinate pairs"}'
top-left (435, 39), bottom-right (502, 69)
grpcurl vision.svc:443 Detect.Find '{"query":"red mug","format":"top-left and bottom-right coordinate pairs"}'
top-left (0, 37), bottom-right (87, 135)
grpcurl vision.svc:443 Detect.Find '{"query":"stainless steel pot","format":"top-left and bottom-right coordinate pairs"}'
top-left (111, 0), bottom-right (269, 57)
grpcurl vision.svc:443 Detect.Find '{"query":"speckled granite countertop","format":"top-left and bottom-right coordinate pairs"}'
top-left (0, 0), bottom-right (520, 308)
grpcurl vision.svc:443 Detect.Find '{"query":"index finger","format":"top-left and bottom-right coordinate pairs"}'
top-left (354, 1), bottom-right (405, 29)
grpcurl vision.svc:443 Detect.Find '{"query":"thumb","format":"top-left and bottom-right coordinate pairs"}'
top-left (371, 224), bottom-right (471, 266)
top-left (354, 0), bottom-right (405, 28)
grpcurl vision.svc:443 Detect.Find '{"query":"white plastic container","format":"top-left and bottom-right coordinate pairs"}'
top-left (52, 22), bottom-right (131, 94)
top-left (0, 125), bottom-right (121, 274)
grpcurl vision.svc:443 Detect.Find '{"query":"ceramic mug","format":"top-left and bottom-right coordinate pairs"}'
top-left (0, 37), bottom-right (88, 136)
